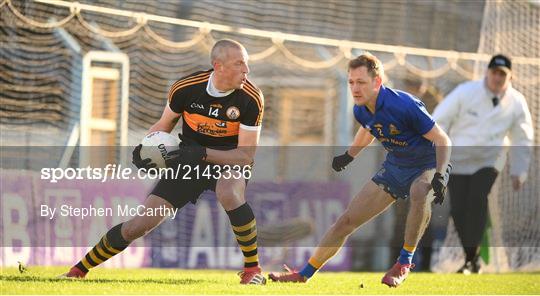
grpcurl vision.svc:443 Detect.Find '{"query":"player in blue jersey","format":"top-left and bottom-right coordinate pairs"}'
top-left (269, 53), bottom-right (452, 287)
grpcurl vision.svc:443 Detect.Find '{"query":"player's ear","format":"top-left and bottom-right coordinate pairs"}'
top-left (374, 75), bottom-right (383, 88)
top-left (212, 60), bottom-right (222, 72)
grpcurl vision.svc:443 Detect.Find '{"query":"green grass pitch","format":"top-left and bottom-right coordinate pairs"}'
top-left (1, 266), bottom-right (538, 294)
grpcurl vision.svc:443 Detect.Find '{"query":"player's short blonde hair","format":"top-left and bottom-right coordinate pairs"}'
top-left (348, 53), bottom-right (384, 79)
top-left (210, 39), bottom-right (245, 64)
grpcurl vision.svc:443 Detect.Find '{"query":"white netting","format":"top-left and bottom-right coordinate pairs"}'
top-left (0, 0), bottom-right (499, 169)
top-left (0, 0), bottom-right (496, 150)
top-left (431, 0), bottom-right (540, 273)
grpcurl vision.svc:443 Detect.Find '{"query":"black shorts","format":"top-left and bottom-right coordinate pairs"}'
top-left (150, 162), bottom-right (249, 209)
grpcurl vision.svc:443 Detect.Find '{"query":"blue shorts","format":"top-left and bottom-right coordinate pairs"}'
top-left (372, 161), bottom-right (435, 200)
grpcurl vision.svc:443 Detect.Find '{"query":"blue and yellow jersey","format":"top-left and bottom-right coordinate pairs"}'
top-left (353, 85), bottom-right (436, 167)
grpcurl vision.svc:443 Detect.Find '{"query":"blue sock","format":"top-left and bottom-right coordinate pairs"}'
top-left (299, 263), bottom-right (318, 279)
top-left (398, 247), bottom-right (414, 265)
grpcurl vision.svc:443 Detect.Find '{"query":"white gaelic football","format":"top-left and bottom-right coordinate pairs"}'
top-left (140, 131), bottom-right (180, 168)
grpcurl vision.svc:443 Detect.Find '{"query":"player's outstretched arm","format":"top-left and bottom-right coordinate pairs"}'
top-left (348, 126), bottom-right (375, 157)
top-left (422, 123), bottom-right (452, 204)
top-left (332, 126), bottom-right (375, 172)
top-left (422, 123), bottom-right (451, 174)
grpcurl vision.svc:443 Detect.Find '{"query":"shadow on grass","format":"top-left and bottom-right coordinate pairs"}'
top-left (0, 275), bottom-right (213, 285)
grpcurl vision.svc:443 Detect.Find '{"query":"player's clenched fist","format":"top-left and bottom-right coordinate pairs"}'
top-left (332, 151), bottom-right (354, 172)
top-left (431, 163), bottom-right (452, 204)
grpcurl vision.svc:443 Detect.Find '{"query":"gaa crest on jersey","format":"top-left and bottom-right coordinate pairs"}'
top-left (226, 106), bottom-right (240, 120)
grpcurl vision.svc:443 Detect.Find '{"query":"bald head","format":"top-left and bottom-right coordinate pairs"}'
top-left (209, 39), bottom-right (250, 91)
top-left (210, 39), bottom-right (246, 64)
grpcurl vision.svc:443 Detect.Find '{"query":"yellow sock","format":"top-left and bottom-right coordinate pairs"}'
top-left (403, 244), bottom-right (416, 252)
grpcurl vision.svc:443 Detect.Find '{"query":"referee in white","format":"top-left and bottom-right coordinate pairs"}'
top-left (432, 54), bottom-right (534, 274)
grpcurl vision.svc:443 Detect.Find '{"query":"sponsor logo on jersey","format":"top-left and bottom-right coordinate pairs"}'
top-left (226, 106), bottom-right (240, 120)
top-left (210, 103), bottom-right (223, 109)
top-left (197, 123), bottom-right (228, 136)
top-left (389, 124), bottom-right (401, 135)
top-left (183, 111), bottom-right (240, 137)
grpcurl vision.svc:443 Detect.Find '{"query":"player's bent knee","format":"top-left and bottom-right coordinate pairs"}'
top-left (218, 194), bottom-right (245, 211)
top-left (410, 182), bottom-right (431, 204)
top-left (409, 192), bottom-right (428, 205)
top-left (216, 184), bottom-right (245, 210)
top-left (217, 186), bottom-right (237, 201)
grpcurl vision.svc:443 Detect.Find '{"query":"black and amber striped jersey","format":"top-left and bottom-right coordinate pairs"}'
top-left (167, 69), bottom-right (264, 149)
